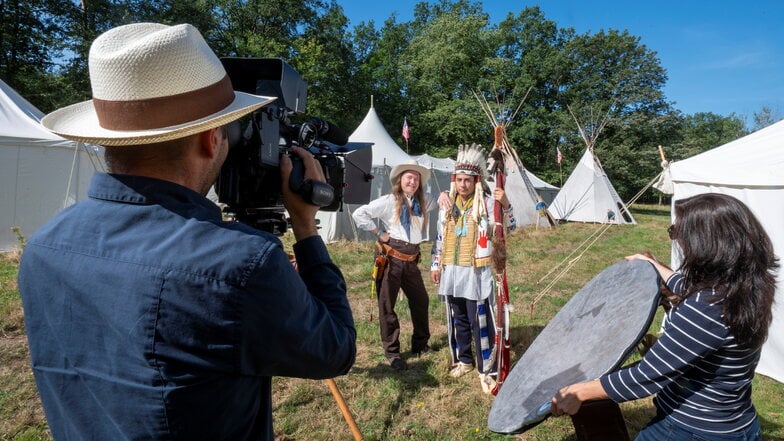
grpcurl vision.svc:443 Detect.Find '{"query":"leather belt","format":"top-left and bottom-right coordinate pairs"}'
top-left (375, 241), bottom-right (419, 262)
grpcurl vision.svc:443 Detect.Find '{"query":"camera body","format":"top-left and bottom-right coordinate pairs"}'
top-left (216, 58), bottom-right (372, 234)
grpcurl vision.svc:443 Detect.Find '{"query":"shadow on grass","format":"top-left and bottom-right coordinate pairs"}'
top-left (508, 324), bottom-right (545, 361)
top-left (631, 205), bottom-right (671, 217)
top-left (347, 357), bottom-right (440, 437)
top-left (348, 358), bottom-right (440, 386)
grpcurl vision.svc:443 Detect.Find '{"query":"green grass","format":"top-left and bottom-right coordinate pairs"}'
top-left (2, 204), bottom-right (783, 440)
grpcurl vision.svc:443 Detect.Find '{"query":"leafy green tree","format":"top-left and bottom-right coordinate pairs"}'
top-left (1, 0), bottom-right (77, 110)
top-left (401, 3), bottom-right (491, 153)
top-left (351, 16), bottom-right (412, 142)
top-left (409, 0), bottom-right (485, 33)
top-left (485, 6), bottom-right (572, 175)
top-left (554, 29), bottom-right (676, 201)
top-left (604, 109), bottom-right (683, 202)
top-left (204, 0), bottom-right (357, 129)
top-left (290, 2), bottom-right (358, 130)
top-left (130, 0), bottom-right (216, 28)
top-left (208, 0), bottom-right (317, 58)
top-left (4, 0), bottom-right (756, 206)
top-left (672, 112), bottom-right (746, 160)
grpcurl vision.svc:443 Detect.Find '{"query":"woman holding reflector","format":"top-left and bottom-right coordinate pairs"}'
top-left (551, 193), bottom-right (778, 441)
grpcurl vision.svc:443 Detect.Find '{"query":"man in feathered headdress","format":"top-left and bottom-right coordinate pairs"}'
top-left (431, 143), bottom-right (516, 393)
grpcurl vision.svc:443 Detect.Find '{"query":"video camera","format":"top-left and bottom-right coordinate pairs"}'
top-left (216, 58), bottom-right (373, 235)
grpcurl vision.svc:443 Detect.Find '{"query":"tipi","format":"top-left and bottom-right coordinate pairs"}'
top-left (549, 105), bottom-right (635, 224)
top-left (0, 80), bottom-right (103, 251)
top-left (474, 91), bottom-right (556, 228)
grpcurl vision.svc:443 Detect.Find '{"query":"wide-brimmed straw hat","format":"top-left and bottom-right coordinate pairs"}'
top-left (389, 160), bottom-right (431, 185)
top-left (41, 23), bottom-right (275, 146)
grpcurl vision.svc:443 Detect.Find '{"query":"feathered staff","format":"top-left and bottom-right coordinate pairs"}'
top-left (474, 88), bottom-right (531, 395)
top-left (487, 126), bottom-right (511, 395)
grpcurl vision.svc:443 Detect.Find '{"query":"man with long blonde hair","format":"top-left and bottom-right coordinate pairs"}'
top-left (353, 161), bottom-right (443, 371)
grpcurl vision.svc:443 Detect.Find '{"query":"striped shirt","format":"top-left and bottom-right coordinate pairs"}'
top-left (600, 273), bottom-right (760, 434)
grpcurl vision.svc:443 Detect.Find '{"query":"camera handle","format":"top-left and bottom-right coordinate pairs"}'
top-left (288, 154), bottom-right (335, 207)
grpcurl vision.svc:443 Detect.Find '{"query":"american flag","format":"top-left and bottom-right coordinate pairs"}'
top-left (402, 118), bottom-right (410, 142)
top-left (556, 147), bottom-right (563, 165)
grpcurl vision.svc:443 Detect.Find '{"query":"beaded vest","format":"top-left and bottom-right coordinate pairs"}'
top-left (441, 197), bottom-right (493, 268)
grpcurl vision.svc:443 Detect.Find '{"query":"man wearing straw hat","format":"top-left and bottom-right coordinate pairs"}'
top-left (18, 23), bottom-right (356, 440)
top-left (353, 160), bottom-right (445, 371)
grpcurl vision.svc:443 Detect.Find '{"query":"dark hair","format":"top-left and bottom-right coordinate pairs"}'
top-left (104, 134), bottom-right (194, 173)
top-left (673, 193), bottom-right (778, 349)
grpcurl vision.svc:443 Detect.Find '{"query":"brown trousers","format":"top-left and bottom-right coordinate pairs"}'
top-left (376, 238), bottom-right (431, 360)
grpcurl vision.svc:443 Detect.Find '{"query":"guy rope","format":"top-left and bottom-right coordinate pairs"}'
top-left (529, 155), bottom-right (666, 316)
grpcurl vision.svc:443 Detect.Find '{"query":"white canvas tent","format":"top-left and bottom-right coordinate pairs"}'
top-left (526, 170), bottom-right (559, 205)
top-left (0, 80), bottom-right (103, 252)
top-left (315, 105), bottom-right (452, 243)
top-left (549, 147), bottom-right (636, 224)
top-left (665, 119), bottom-right (784, 383)
top-left (494, 157), bottom-right (554, 227)
top-left (414, 153), bottom-right (454, 172)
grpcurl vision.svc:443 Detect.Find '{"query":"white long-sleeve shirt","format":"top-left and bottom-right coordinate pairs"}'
top-left (352, 193), bottom-right (438, 245)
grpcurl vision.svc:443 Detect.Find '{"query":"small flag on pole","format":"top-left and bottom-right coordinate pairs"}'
top-left (402, 118), bottom-right (410, 142)
top-left (556, 147), bottom-right (563, 165)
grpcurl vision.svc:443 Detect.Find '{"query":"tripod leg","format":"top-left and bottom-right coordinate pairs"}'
top-left (325, 378), bottom-right (363, 441)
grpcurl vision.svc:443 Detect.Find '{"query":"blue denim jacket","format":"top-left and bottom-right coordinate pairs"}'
top-left (19, 173), bottom-right (356, 440)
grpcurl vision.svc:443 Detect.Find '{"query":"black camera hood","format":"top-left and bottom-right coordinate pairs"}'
top-left (221, 57), bottom-right (307, 113)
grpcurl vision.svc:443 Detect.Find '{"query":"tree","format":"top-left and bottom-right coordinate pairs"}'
top-left (1, 0), bottom-right (77, 110)
top-left (400, 2), bottom-right (491, 153)
top-left (4, 0), bottom-right (754, 206)
top-left (751, 105), bottom-right (782, 131)
top-left (203, 0), bottom-right (358, 130)
top-left (290, 2), bottom-right (361, 130)
top-left (673, 112), bottom-right (746, 160)
top-left (351, 16), bottom-right (412, 140)
top-left (130, 0), bottom-right (216, 28)
top-left (554, 29), bottom-right (676, 201)
top-left (486, 6), bottom-right (572, 173)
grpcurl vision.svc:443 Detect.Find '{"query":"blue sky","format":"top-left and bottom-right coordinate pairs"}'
top-left (336, 0), bottom-right (784, 122)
